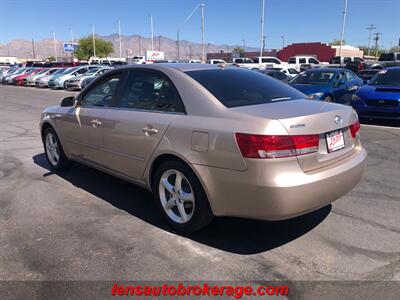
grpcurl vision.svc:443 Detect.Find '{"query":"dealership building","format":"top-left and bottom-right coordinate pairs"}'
top-left (207, 42), bottom-right (364, 63)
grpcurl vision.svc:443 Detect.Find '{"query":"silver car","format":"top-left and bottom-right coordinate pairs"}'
top-left (64, 67), bottom-right (111, 91)
top-left (36, 68), bottom-right (65, 88)
top-left (40, 64), bottom-right (366, 232)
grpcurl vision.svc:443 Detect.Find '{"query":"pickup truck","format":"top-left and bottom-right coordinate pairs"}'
top-left (232, 56), bottom-right (285, 70)
top-left (287, 56), bottom-right (322, 71)
top-left (368, 53), bottom-right (400, 69)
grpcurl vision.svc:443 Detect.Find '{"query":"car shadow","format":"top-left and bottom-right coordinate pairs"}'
top-left (33, 153), bottom-right (331, 255)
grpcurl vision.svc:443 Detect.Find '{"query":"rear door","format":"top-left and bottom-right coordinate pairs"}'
top-left (100, 69), bottom-right (186, 179)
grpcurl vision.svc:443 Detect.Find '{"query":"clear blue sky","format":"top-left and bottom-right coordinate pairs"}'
top-left (0, 0), bottom-right (398, 49)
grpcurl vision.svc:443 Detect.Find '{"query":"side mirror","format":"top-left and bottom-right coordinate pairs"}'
top-left (60, 96), bottom-right (76, 107)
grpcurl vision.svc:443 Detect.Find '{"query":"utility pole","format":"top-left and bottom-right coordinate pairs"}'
top-left (138, 36), bottom-right (141, 56)
top-left (338, 0), bottom-right (348, 66)
top-left (201, 3), bottom-right (205, 62)
top-left (150, 15), bottom-right (154, 51)
top-left (53, 31), bottom-right (57, 61)
top-left (242, 39), bottom-right (246, 51)
top-left (118, 20), bottom-right (122, 58)
top-left (31, 32), bottom-right (36, 60)
top-left (366, 24), bottom-right (376, 56)
top-left (158, 35), bottom-right (161, 51)
top-left (373, 32), bottom-right (381, 60)
top-left (177, 3), bottom-right (202, 60)
top-left (189, 45), bottom-right (192, 60)
top-left (92, 24), bottom-right (96, 58)
top-left (259, 0), bottom-right (265, 65)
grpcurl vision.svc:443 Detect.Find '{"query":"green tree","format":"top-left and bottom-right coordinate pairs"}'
top-left (358, 45), bottom-right (386, 58)
top-left (75, 36), bottom-right (114, 60)
top-left (47, 56), bottom-right (56, 62)
top-left (232, 47), bottom-right (245, 54)
top-left (329, 39), bottom-right (346, 46)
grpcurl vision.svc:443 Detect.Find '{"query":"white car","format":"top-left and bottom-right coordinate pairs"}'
top-left (288, 56), bottom-right (322, 71)
top-left (207, 59), bottom-right (227, 64)
top-left (265, 66), bottom-right (299, 78)
top-left (233, 57), bottom-right (286, 70)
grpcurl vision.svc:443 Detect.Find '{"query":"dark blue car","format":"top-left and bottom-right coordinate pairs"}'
top-left (352, 67), bottom-right (400, 121)
top-left (289, 68), bottom-right (363, 104)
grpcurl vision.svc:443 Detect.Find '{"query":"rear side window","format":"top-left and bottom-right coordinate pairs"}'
top-left (186, 68), bottom-right (305, 108)
top-left (117, 70), bottom-right (185, 113)
top-left (288, 58), bottom-right (296, 64)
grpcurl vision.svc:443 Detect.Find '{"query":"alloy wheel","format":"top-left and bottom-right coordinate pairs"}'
top-left (158, 169), bottom-right (195, 224)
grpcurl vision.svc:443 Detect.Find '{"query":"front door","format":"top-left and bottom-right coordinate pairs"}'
top-left (57, 72), bottom-right (124, 164)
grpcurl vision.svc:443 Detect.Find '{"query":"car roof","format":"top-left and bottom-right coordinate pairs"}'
top-left (117, 63), bottom-right (219, 72)
top-left (304, 68), bottom-right (344, 73)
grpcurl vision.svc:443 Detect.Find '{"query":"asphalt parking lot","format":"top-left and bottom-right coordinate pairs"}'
top-left (0, 85), bottom-right (399, 297)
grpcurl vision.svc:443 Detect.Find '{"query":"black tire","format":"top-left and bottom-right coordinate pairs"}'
top-left (63, 81), bottom-right (68, 90)
top-left (324, 96), bottom-right (334, 102)
top-left (153, 160), bottom-right (214, 233)
top-left (43, 127), bottom-right (72, 171)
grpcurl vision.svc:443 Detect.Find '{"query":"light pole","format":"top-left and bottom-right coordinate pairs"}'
top-left (70, 27), bottom-right (74, 60)
top-left (373, 32), bottom-right (381, 60)
top-left (366, 24), bottom-right (376, 56)
top-left (338, 0), bottom-right (348, 66)
top-left (242, 39), bottom-right (246, 51)
top-left (281, 35), bottom-right (285, 49)
top-left (31, 32), bottom-right (36, 60)
top-left (259, 0), bottom-right (265, 65)
top-left (118, 20), bottom-right (122, 58)
top-left (150, 15), bottom-right (154, 51)
top-left (53, 31), bottom-right (57, 61)
top-left (158, 35), bottom-right (161, 51)
top-left (92, 24), bottom-right (96, 58)
top-left (201, 3), bottom-right (205, 62)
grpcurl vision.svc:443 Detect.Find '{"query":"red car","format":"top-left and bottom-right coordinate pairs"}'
top-left (12, 68), bottom-right (43, 86)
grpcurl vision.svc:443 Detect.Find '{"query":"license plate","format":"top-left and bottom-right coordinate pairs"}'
top-left (326, 130), bottom-right (345, 153)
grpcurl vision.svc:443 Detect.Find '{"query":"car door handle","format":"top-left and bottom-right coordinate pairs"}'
top-left (347, 85), bottom-right (358, 91)
top-left (142, 126), bottom-right (158, 135)
top-left (90, 119), bottom-right (102, 127)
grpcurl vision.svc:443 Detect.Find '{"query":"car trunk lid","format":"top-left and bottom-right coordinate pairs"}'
top-left (231, 99), bottom-right (357, 172)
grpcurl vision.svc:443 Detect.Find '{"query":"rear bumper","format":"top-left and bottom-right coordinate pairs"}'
top-left (193, 145), bottom-right (367, 220)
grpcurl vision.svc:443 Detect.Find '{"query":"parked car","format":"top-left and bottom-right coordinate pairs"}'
top-left (0, 67), bottom-right (19, 81)
top-left (207, 59), bottom-right (227, 65)
top-left (13, 68), bottom-right (43, 86)
top-left (259, 69), bottom-right (290, 82)
top-left (48, 66), bottom-right (96, 89)
top-left (232, 57), bottom-right (285, 70)
top-left (80, 76), bottom-right (97, 89)
top-left (289, 68), bottom-right (363, 104)
top-left (40, 64), bottom-right (366, 232)
top-left (356, 69), bottom-right (380, 84)
top-left (36, 68), bottom-right (66, 88)
top-left (24, 68), bottom-right (59, 86)
top-left (362, 53), bottom-right (400, 70)
top-left (65, 67), bottom-right (111, 91)
top-left (265, 66), bottom-right (299, 78)
top-left (352, 67), bottom-right (400, 121)
top-left (288, 56), bottom-right (322, 71)
top-left (2, 68), bottom-right (31, 84)
top-left (23, 68), bottom-right (50, 86)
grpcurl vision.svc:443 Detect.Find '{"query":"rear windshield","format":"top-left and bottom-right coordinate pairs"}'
top-left (185, 68), bottom-right (305, 108)
top-left (289, 71), bottom-right (336, 85)
top-left (369, 69), bottom-right (400, 86)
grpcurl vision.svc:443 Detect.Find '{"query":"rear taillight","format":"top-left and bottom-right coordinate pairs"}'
top-left (349, 121), bottom-right (360, 138)
top-left (235, 133), bottom-right (319, 159)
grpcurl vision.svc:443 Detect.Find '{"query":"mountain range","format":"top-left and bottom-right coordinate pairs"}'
top-left (0, 34), bottom-right (258, 60)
